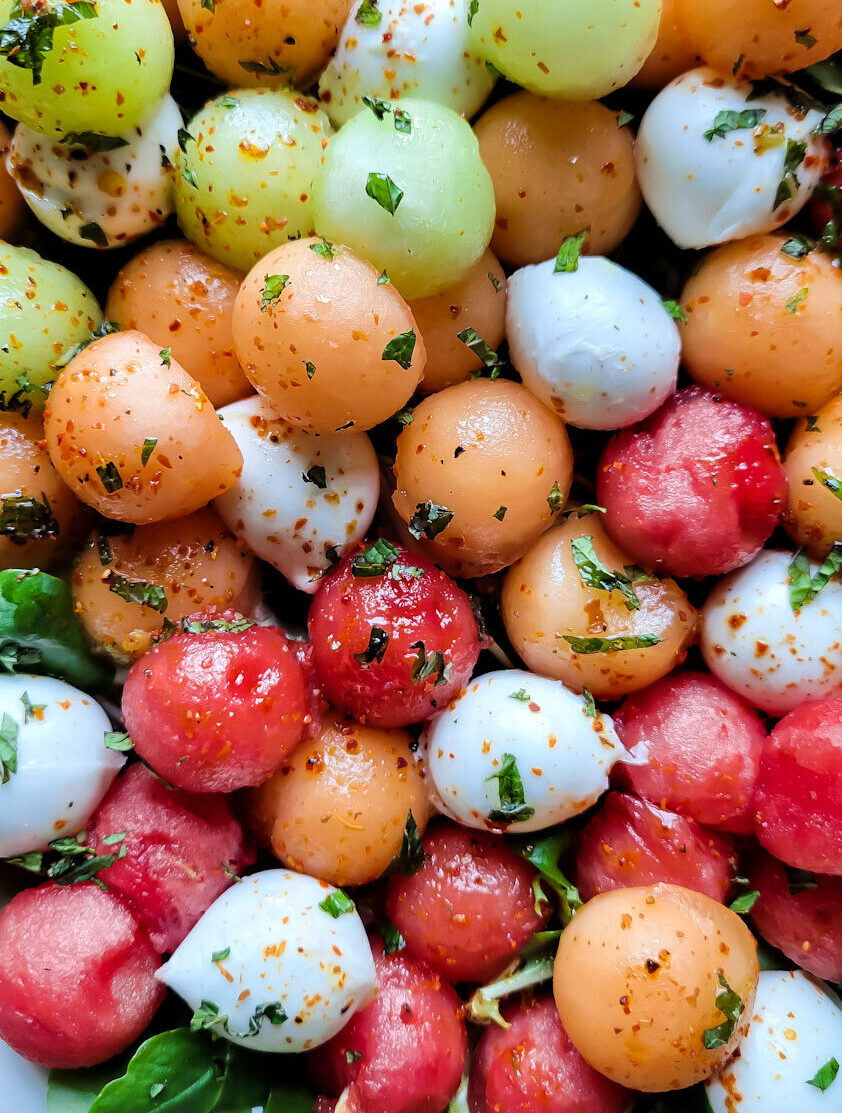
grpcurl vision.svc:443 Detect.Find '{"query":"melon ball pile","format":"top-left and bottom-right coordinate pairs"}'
top-left (0, 2), bottom-right (842, 1112)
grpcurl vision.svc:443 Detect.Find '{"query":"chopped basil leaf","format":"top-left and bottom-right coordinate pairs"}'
top-left (508, 830), bottom-right (581, 924)
top-left (807, 1057), bottom-right (839, 1091)
top-left (351, 538), bottom-right (399, 577)
top-left (729, 890), bottom-right (760, 914)
top-left (221, 94), bottom-right (239, 108)
top-left (703, 108), bottom-right (766, 141)
top-left (377, 269), bottom-right (390, 285)
top-left (788, 545), bottom-right (842, 610)
top-left (104, 730), bottom-right (133, 752)
top-left (467, 0), bottom-right (478, 26)
top-left (510, 689), bottom-right (530, 702)
top-left (732, 53), bottom-right (745, 76)
top-left (775, 139), bottom-right (807, 210)
top-left (782, 235), bottom-right (813, 259)
top-left (488, 271), bottom-right (503, 292)
top-left (180, 616), bottom-right (255, 634)
top-left (0, 710), bottom-right (18, 783)
top-left (795, 28), bottom-right (817, 49)
top-left (0, 492), bottom-right (58, 545)
top-left (158, 347), bottom-right (171, 367)
top-left (107, 573), bottom-right (168, 614)
top-left (261, 273), bottom-right (290, 312)
top-left (54, 319), bottom-right (119, 372)
top-left (355, 0), bottom-right (381, 27)
top-left (493, 505), bottom-right (507, 521)
top-left (319, 889), bottom-right (355, 917)
top-left (393, 107), bottom-right (411, 134)
top-left (395, 407), bottom-right (414, 425)
top-left (457, 326), bottom-right (503, 372)
top-left (96, 461), bottom-right (123, 493)
top-left (662, 298), bottom-right (687, 323)
top-left (212, 947), bottom-right (230, 963)
top-left (563, 633), bottom-right (661, 653)
top-left (20, 690), bottom-right (44, 722)
top-left (362, 94), bottom-right (390, 120)
top-left (200, 0), bottom-right (214, 10)
top-left (79, 220), bottom-right (108, 246)
top-left (302, 465), bottom-right (327, 489)
top-left (409, 641), bottom-right (451, 686)
top-left (571, 536), bottom-right (647, 612)
top-left (366, 171), bottom-right (404, 214)
top-left (238, 56), bottom-right (290, 75)
top-left (386, 810), bottom-right (425, 877)
top-left (547, 481), bottom-right (565, 512)
top-left (310, 236), bottom-right (337, 261)
top-left (486, 753), bottom-right (534, 824)
top-left (382, 920), bottom-right (406, 954)
top-left (786, 865), bottom-right (819, 894)
top-left (806, 415), bottom-right (820, 431)
top-left (245, 1002), bottom-right (287, 1036)
top-left (190, 1000), bottom-right (225, 1032)
top-left (60, 131), bottom-right (128, 151)
top-left (38, 831), bottom-right (127, 889)
top-left (571, 503), bottom-right (606, 518)
top-left (554, 229), bottom-right (589, 273)
top-left (0, 644), bottom-right (41, 674)
top-left (702, 974), bottom-right (744, 1049)
top-left (408, 500), bottom-right (453, 540)
top-left (785, 286), bottom-right (809, 313)
top-left (304, 360), bottom-right (316, 379)
top-left (0, 0), bottom-right (97, 85)
top-left (140, 437), bottom-right (157, 467)
top-left (354, 626), bottom-right (389, 666)
top-left (382, 329), bottom-right (416, 369)
top-left (582, 688), bottom-right (597, 718)
top-left (813, 466), bottom-right (842, 500)
top-left (817, 104), bottom-right (842, 135)
top-left (617, 109), bottom-right (634, 128)
top-left (177, 127), bottom-right (194, 153)
top-left (345, 1049), bottom-right (364, 1063)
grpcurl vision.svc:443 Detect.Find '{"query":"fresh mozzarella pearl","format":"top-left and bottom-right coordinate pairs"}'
top-left (7, 95), bottom-right (181, 250)
top-left (0, 674), bottom-right (123, 857)
top-left (635, 67), bottom-right (829, 249)
top-left (506, 256), bottom-right (680, 430)
top-left (214, 396), bottom-right (379, 594)
top-left (701, 550), bottom-right (842, 715)
top-left (422, 669), bottom-right (621, 833)
top-left (319, 0), bottom-right (494, 128)
top-left (706, 971), bottom-right (842, 1113)
top-left (158, 869), bottom-right (377, 1053)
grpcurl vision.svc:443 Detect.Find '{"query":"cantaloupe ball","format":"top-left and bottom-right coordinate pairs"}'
top-left (106, 240), bottom-right (251, 409)
top-left (632, 0), bottom-right (699, 89)
top-left (44, 330), bottom-right (242, 523)
top-left (681, 235), bottom-right (842, 418)
top-left (474, 93), bottom-right (641, 267)
top-left (232, 237), bottom-right (424, 434)
top-left (784, 393), bottom-right (842, 558)
top-left (72, 508), bottom-right (259, 661)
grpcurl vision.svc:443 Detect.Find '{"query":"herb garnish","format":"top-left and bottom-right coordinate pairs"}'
top-left (486, 753), bottom-right (534, 824)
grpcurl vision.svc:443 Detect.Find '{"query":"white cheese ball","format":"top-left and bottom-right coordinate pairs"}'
top-left (158, 869), bottom-right (377, 1053)
top-left (701, 550), bottom-right (842, 716)
top-left (506, 256), bottom-right (680, 430)
top-left (635, 67), bottom-right (829, 249)
top-left (319, 0), bottom-right (494, 129)
top-left (214, 396), bottom-right (379, 594)
top-left (7, 94), bottom-right (180, 250)
top-left (706, 971), bottom-right (842, 1113)
top-left (0, 674), bottom-right (123, 858)
top-left (423, 669), bottom-right (621, 833)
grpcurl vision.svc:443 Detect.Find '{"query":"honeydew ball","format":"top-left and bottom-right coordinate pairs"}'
top-left (466, 0), bottom-right (661, 100)
top-left (0, 243), bottom-right (102, 406)
top-left (174, 89), bottom-right (332, 273)
top-left (312, 98), bottom-right (495, 299)
top-left (0, 0), bottom-right (174, 138)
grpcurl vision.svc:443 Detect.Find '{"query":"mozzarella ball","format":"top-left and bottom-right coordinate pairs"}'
top-left (502, 515), bottom-right (697, 701)
top-left (423, 669), bottom-right (622, 833)
top-left (701, 550), bottom-right (842, 715)
top-left (681, 235), bottom-right (842, 418)
top-left (706, 971), bottom-right (842, 1113)
top-left (158, 869), bottom-right (377, 1052)
top-left (105, 240), bottom-right (250, 409)
top-left (177, 0), bottom-right (350, 89)
top-left (678, 0), bottom-right (842, 81)
top-left (409, 250), bottom-right (506, 395)
top-left (0, 674), bottom-right (123, 857)
top-left (555, 884), bottom-right (760, 1091)
top-left (507, 257), bottom-right (680, 430)
top-left (636, 68), bottom-right (829, 250)
top-left (214, 396), bottom-right (379, 593)
top-left (0, 413), bottom-right (81, 572)
top-left (44, 330), bottom-right (243, 524)
top-left (232, 238), bottom-right (424, 434)
top-left (632, 0), bottom-right (699, 89)
top-left (466, 0), bottom-right (660, 100)
top-left (8, 96), bottom-right (180, 251)
top-left (248, 710), bottom-right (430, 887)
top-left (392, 379), bottom-right (573, 579)
top-left (72, 509), bottom-right (260, 662)
top-left (784, 395), bottom-right (842, 557)
top-left (320, 0), bottom-right (494, 128)
top-left (473, 94), bottom-right (642, 267)
top-left (0, 121), bottom-right (24, 241)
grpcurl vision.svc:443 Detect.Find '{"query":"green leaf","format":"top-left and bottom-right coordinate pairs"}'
top-left (107, 573), bottom-right (168, 614)
top-left (159, 347), bottom-right (171, 366)
top-left (200, 0), bottom-right (214, 11)
top-left (141, 438), bottom-right (157, 467)
top-left (48, 1058), bottom-right (129, 1113)
top-left (507, 828), bottom-right (581, 924)
top-left (661, 298), bottom-right (687, 323)
top-left (366, 171), bottom-right (404, 214)
top-left (467, 0), bottom-right (478, 27)
top-left (303, 360), bottom-right (316, 380)
top-left (466, 930), bottom-right (560, 1025)
top-left (409, 641), bottom-right (451, 686)
top-left (238, 56), bottom-right (290, 76)
top-left (382, 329), bottom-right (416, 369)
top-left (382, 919), bottom-right (406, 954)
top-left (393, 107), bottom-right (411, 134)
top-left (582, 688), bottom-right (597, 718)
top-left (104, 730), bottom-right (133, 752)
top-left (96, 461), bottom-right (123, 493)
top-left (310, 236), bottom-right (337, 261)
top-left (354, 625), bottom-right (389, 666)
top-left (781, 235), bottom-right (813, 259)
top-left (487, 271), bottom-right (503, 292)
top-left (60, 132), bottom-right (128, 151)
top-left (362, 94), bottom-right (390, 120)
top-left (302, 465), bottom-right (327, 489)
top-left (789, 544), bottom-right (842, 609)
top-left (486, 753), bottom-right (534, 824)
top-left (0, 569), bottom-right (113, 690)
top-left (88, 1029), bottom-right (223, 1113)
top-left (563, 633), bottom-right (661, 654)
top-left (703, 108), bottom-right (766, 141)
top-left (547, 481), bottom-right (565, 512)
top-left (0, 0), bottom-right (97, 85)
top-left (0, 710), bottom-right (18, 783)
top-left (265, 1082), bottom-right (315, 1113)
top-left (807, 1057), bottom-right (839, 1091)
top-left (408, 500), bottom-right (453, 540)
top-left (510, 688), bottom-right (530, 702)
top-left (553, 229), bottom-right (589, 273)
top-left (319, 889), bottom-right (355, 918)
top-left (813, 465), bottom-right (842, 500)
top-left (385, 810), bottom-right (425, 877)
top-left (775, 139), bottom-right (807, 211)
top-left (355, 0), bottom-right (381, 26)
top-left (261, 274), bottom-right (290, 312)
top-left (79, 220), bottom-right (108, 247)
top-left (457, 326), bottom-right (503, 373)
top-left (0, 492), bottom-right (58, 545)
top-left (617, 109), bottom-right (634, 128)
top-left (351, 538), bottom-right (400, 577)
top-left (702, 973), bottom-right (744, 1050)
top-left (729, 890), bottom-right (760, 914)
top-left (794, 28), bottom-right (817, 49)
top-left (785, 286), bottom-right (809, 314)
top-left (570, 536), bottom-right (647, 612)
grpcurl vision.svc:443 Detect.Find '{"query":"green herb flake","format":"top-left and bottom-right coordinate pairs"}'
top-left (806, 415), bottom-right (820, 431)
top-left (486, 753), bottom-right (534, 824)
top-left (354, 626), bottom-right (390, 667)
top-left (200, 0), bottom-right (214, 10)
top-left (190, 1000), bottom-right (226, 1032)
top-left (159, 347), bottom-right (171, 367)
top-left (382, 329), bottom-right (416, 369)
top-left (570, 536), bottom-right (648, 611)
top-left (703, 108), bottom-right (766, 142)
top-left (488, 271), bottom-right (503, 292)
top-left (0, 493), bottom-right (58, 545)
top-left (563, 633), bottom-right (662, 654)
top-left (366, 171), bottom-right (403, 214)
top-left (786, 286), bottom-right (809, 314)
top-left (60, 131), bottom-right (128, 151)
top-left (221, 94), bottom-right (239, 108)
top-left (582, 688), bottom-right (597, 718)
top-left (44, 831), bottom-right (127, 889)
top-left (261, 273), bottom-right (290, 312)
top-left (467, 0), bottom-right (478, 26)
top-left (395, 407), bottom-right (414, 425)
top-left (781, 235), bottom-right (813, 259)
top-left (355, 0), bottom-right (381, 27)
top-left (246, 1002), bottom-right (287, 1036)
top-left (382, 919), bottom-right (406, 954)
top-left (212, 947), bottom-right (230, 963)
top-left (79, 220), bottom-right (108, 247)
top-left (310, 236), bottom-right (338, 261)
top-left (408, 500), bottom-right (453, 540)
top-left (140, 438), bottom-right (157, 467)
top-left (377, 269), bottom-right (390, 285)
top-left (547, 481), bottom-right (565, 513)
top-left (795, 28), bottom-right (818, 49)
top-left (493, 505), bottom-right (507, 521)
top-left (807, 1057), bottom-right (839, 1091)
top-left (386, 810), bottom-right (425, 877)
top-left (409, 641), bottom-right (451, 686)
top-left (732, 53), bottom-right (745, 76)
top-left (104, 730), bottom-right (133, 752)
top-left (813, 466), bottom-right (842, 500)
top-left (319, 889), bottom-right (355, 917)
top-left (554, 229), bottom-right (589, 274)
top-left (789, 543), bottom-right (842, 610)
top-left (96, 461), bottom-right (123, 493)
top-left (0, 710), bottom-right (18, 783)
top-left (510, 689), bottom-right (530, 702)
top-left (346, 1049), bottom-right (365, 1063)
top-left (393, 107), bottom-right (411, 134)
top-left (238, 56), bottom-right (290, 75)
top-left (362, 94), bottom-right (391, 120)
top-left (303, 360), bottom-right (316, 379)
top-left (775, 139), bottom-right (808, 210)
top-left (729, 890), bottom-right (760, 914)
top-left (107, 573), bottom-right (168, 614)
top-left (20, 690), bottom-right (44, 722)
top-left (302, 465), bottom-right (327, 489)
top-left (351, 538), bottom-right (398, 577)
top-left (702, 973), bottom-right (744, 1050)
top-left (662, 298), bottom-right (687, 323)
top-left (0, 0), bottom-right (97, 85)
top-left (617, 109), bottom-right (634, 128)
top-left (458, 326), bottom-right (503, 373)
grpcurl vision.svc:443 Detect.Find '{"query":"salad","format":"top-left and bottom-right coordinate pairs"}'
top-left (0, 1), bottom-right (841, 1112)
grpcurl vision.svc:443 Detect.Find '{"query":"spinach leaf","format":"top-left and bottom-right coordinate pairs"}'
top-left (88, 1029), bottom-right (223, 1113)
